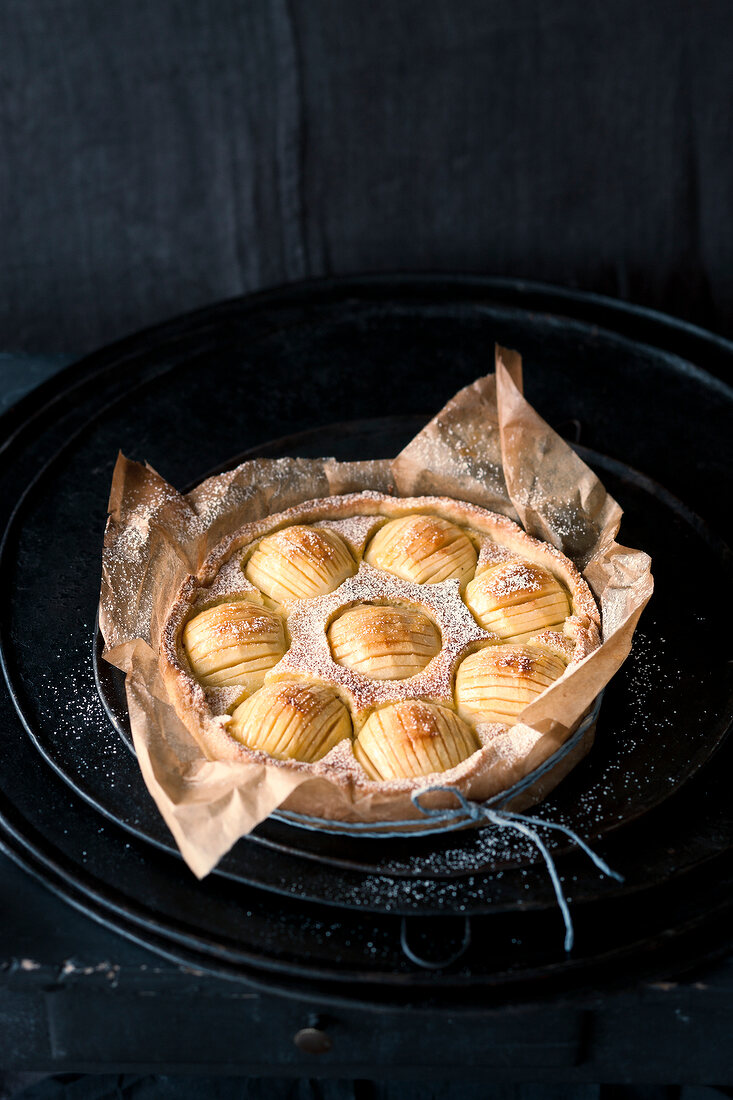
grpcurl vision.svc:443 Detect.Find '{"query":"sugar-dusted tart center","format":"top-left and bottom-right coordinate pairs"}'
top-left (174, 502), bottom-right (593, 783)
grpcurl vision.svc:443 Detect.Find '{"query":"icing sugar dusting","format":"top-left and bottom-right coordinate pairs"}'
top-left (318, 515), bottom-right (386, 555)
top-left (480, 560), bottom-right (545, 598)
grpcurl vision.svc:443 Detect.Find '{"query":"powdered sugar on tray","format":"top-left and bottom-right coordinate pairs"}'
top-left (30, 608), bottom-right (681, 914)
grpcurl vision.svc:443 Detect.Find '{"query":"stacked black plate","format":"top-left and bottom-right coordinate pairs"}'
top-left (0, 276), bottom-right (731, 1010)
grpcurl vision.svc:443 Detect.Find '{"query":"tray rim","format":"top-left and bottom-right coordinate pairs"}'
top-left (3, 310), bottom-right (732, 890)
top-left (0, 275), bottom-right (732, 996)
top-left (5, 417), bottom-right (732, 892)
top-left (1, 273), bottom-right (731, 461)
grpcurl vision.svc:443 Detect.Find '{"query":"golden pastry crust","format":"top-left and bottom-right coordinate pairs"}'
top-left (159, 491), bottom-right (601, 821)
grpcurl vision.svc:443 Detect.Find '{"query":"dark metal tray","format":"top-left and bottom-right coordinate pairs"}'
top-left (0, 276), bottom-right (731, 1006)
top-left (85, 421), bottom-right (730, 895)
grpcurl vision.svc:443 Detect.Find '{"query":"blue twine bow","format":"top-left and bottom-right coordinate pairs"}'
top-left (411, 785), bottom-right (624, 952)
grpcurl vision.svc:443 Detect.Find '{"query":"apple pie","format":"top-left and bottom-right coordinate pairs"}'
top-left (160, 491), bottom-right (600, 814)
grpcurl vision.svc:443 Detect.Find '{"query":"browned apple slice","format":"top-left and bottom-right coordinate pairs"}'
top-left (229, 682), bottom-right (352, 761)
top-left (364, 515), bottom-right (477, 585)
top-left (465, 559), bottom-right (569, 641)
top-left (354, 700), bottom-right (479, 780)
top-left (455, 643), bottom-right (567, 725)
top-left (327, 603), bottom-right (440, 680)
top-left (245, 525), bottom-right (355, 601)
top-left (183, 600), bottom-right (286, 690)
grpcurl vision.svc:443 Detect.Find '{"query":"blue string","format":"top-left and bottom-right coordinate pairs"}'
top-left (411, 785), bottom-right (624, 953)
top-left (498, 809), bottom-right (624, 883)
top-left (486, 808), bottom-right (574, 952)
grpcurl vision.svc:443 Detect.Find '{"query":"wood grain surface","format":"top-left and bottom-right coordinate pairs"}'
top-left (0, 0), bottom-right (732, 352)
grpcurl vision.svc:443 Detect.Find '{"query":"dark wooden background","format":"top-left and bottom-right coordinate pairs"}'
top-left (1, 0), bottom-right (732, 354)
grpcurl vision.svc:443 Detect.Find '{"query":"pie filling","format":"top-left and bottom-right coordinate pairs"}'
top-left (179, 510), bottom-right (587, 781)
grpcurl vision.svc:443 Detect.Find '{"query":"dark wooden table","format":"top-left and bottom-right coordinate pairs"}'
top-left (2, 849), bottom-right (733, 1081)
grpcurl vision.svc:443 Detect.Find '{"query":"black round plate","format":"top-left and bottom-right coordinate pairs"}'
top-left (0, 276), bottom-right (731, 1001)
